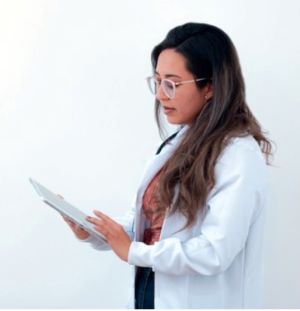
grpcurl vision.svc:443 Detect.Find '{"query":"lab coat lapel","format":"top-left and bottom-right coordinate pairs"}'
top-left (136, 125), bottom-right (190, 207)
top-left (133, 125), bottom-right (189, 242)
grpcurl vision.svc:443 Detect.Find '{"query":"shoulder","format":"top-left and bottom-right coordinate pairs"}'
top-left (215, 135), bottom-right (267, 188)
top-left (218, 135), bottom-right (265, 166)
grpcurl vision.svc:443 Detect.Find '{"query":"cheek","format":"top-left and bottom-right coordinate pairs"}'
top-left (176, 93), bottom-right (205, 115)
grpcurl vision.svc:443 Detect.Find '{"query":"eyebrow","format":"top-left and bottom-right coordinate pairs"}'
top-left (154, 71), bottom-right (182, 79)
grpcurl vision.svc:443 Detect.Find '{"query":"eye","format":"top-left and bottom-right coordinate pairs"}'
top-left (173, 81), bottom-right (181, 88)
top-left (164, 80), bottom-right (174, 90)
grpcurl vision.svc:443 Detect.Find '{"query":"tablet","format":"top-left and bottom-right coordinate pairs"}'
top-left (29, 178), bottom-right (106, 241)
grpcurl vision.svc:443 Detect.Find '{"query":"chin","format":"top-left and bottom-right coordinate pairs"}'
top-left (166, 120), bottom-right (182, 125)
top-left (165, 116), bottom-right (186, 125)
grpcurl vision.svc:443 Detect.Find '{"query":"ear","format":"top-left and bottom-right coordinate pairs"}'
top-left (204, 82), bottom-right (213, 100)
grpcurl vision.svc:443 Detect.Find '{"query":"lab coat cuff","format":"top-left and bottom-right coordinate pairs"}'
top-left (78, 235), bottom-right (110, 250)
top-left (128, 241), bottom-right (155, 269)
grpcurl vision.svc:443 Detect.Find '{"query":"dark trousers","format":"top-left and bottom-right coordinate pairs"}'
top-left (135, 267), bottom-right (155, 309)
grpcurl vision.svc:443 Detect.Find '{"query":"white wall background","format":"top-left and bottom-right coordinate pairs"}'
top-left (0, 0), bottom-right (299, 308)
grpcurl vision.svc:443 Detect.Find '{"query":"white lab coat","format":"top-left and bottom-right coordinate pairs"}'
top-left (82, 124), bottom-right (268, 308)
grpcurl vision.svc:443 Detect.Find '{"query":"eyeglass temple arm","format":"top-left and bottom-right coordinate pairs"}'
top-left (177, 78), bottom-right (210, 85)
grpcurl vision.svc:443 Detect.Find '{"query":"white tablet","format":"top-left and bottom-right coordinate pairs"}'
top-left (29, 178), bottom-right (106, 241)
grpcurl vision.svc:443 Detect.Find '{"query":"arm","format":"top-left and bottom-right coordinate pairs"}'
top-left (127, 143), bottom-right (267, 275)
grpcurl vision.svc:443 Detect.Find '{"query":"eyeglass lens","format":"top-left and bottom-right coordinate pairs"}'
top-left (147, 78), bottom-right (175, 99)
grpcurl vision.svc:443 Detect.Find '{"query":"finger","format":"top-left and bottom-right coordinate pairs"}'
top-left (92, 211), bottom-right (118, 233)
top-left (63, 216), bottom-right (75, 226)
top-left (86, 216), bottom-right (103, 226)
top-left (93, 223), bottom-right (109, 239)
top-left (63, 218), bottom-right (81, 232)
top-left (86, 217), bottom-right (114, 237)
top-left (88, 216), bottom-right (112, 235)
top-left (92, 211), bottom-right (126, 237)
top-left (68, 221), bottom-right (77, 229)
top-left (93, 210), bottom-right (117, 226)
top-left (76, 226), bottom-right (88, 233)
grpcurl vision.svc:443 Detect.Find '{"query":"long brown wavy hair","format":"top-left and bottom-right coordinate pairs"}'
top-left (150, 23), bottom-right (274, 230)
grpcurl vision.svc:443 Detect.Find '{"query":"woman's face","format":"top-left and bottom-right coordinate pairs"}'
top-left (155, 48), bottom-right (212, 126)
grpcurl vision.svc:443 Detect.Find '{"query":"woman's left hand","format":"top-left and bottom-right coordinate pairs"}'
top-left (86, 210), bottom-right (132, 262)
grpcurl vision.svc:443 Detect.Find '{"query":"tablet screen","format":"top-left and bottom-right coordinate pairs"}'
top-left (29, 178), bottom-right (106, 241)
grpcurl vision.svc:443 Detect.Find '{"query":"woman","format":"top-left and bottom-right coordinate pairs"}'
top-left (63, 22), bottom-right (272, 308)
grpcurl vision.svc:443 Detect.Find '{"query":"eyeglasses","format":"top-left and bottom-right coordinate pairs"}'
top-left (146, 76), bottom-right (209, 99)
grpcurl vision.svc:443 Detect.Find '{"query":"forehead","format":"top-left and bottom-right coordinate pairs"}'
top-left (156, 48), bottom-right (189, 76)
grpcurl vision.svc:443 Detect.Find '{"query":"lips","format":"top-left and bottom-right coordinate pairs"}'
top-left (162, 106), bottom-right (176, 115)
top-left (162, 106), bottom-right (176, 110)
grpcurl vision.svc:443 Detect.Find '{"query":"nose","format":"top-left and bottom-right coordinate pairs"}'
top-left (155, 83), bottom-right (169, 101)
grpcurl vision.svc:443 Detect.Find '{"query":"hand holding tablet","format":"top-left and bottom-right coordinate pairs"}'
top-left (61, 215), bottom-right (91, 240)
top-left (29, 178), bottom-right (107, 241)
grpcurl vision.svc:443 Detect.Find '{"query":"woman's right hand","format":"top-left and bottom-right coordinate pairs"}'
top-left (62, 215), bottom-right (91, 240)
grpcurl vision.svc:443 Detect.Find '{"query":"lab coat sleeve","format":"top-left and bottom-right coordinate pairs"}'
top-left (79, 199), bottom-right (136, 251)
top-left (127, 143), bottom-right (267, 276)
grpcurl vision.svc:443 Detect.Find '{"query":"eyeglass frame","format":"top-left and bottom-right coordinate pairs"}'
top-left (146, 76), bottom-right (211, 99)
